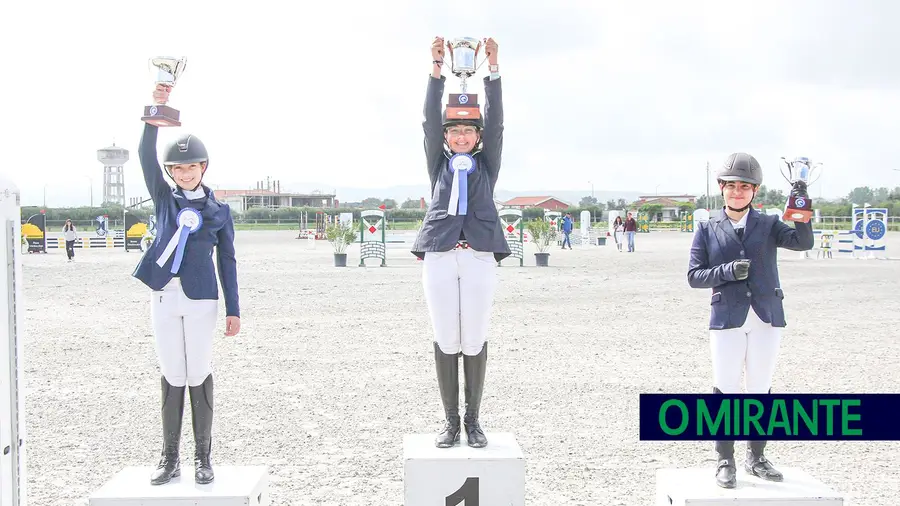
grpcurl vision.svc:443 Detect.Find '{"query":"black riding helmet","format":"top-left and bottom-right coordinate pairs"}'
top-left (717, 152), bottom-right (762, 212)
top-left (162, 134), bottom-right (209, 190)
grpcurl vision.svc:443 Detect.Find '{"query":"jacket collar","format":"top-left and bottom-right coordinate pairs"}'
top-left (713, 207), bottom-right (760, 245)
top-left (172, 183), bottom-right (220, 214)
top-left (173, 183), bottom-right (213, 200)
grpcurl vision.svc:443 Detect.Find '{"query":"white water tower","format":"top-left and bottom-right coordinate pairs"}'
top-left (98, 144), bottom-right (129, 206)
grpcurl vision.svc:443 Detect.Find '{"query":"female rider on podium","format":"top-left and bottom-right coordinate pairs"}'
top-left (411, 36), bottom-right (510, 449)
top-left (688, 153), bottom-right (813, 489)
top-left (134, 83), bottom-right (242, 485)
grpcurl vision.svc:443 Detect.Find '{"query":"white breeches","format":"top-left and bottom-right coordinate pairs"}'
top-left (422, 247), bottom-right (499, 356)
top-left (150, 277), bottom-right (218, 387)
top-left (709, 307), bottom-right (782, 394)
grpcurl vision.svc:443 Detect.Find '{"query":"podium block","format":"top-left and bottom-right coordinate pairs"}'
top-left (404, 432), bottom-right (525, 506)
top-left (656, 467), bottom-right (846, 505)
top-left (88, 466), bottom-right (269, 506)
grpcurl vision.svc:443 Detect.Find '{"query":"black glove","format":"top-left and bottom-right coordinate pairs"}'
top-left (731, 259), bottom-right (751, 280)
top-left (790, 180), bottom-right (810, 199)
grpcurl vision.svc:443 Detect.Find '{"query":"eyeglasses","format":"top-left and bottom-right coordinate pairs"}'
top-left (447, 127), bottom-right (478, 137)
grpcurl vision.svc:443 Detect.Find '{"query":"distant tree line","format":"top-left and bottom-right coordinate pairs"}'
top-left (22, 185), bottom-right (899, 226)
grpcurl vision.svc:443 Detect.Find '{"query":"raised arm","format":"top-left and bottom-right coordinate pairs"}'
top-left (481, 38), bottom-right (503, 186)
top-left (423, 74), bottom-right (446, 185)
top-left (216, 204), bottom-right (240, 318)
top-left (139, 123), bottom-right (171, 202)
top-left (140, 85), bottom-right (175, 203)
top-left (481, 75), bottom-right (503, 184)
top-left (687, 223), bottom-right (736, 288)
top-left (772, 219), bottom-right (814, 251)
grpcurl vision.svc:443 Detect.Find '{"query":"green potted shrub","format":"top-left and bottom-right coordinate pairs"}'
top-left (325, 221), bottom-right (358, 267)
top-left (527, 218), bottom-right (557, 267)
top-left (592, 222), bottom-right (608, 246)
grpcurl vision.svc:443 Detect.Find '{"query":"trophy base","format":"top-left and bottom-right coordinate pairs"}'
top-left (783, 195), bottom-right (813, 223)
top-left (446, 107), bottom-right (481, 120)
top-left (141, 105), bottom-right (181, 127)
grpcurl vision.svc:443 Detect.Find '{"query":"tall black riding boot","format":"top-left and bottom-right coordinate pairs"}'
top-left (189, 374), bottom-right (215, 484)
top-left (746, 440), bottom-right (783, 481)
top-left (747, 388), bottom-right (783, 481)
top-left (712, 387), bottom-right (736, 488)
top-left (463, 343), bottom-right (488, 448)
top-left (434, 342), bottom-right (461, 448)
top-left (150, 377), bottom-right (185, 485)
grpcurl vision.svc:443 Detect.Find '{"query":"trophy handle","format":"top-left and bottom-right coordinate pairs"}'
top-left (808, 163), bottom-right (824, 186)
top-left (474, 52), bottom-right (490, 73)
top-left (778, 157), bottom-right (793, 184)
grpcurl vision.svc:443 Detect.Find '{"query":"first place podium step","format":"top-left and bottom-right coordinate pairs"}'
top-left (403, 432), bottom-right (525, 506)
top-left (656, 467), bottom-right (846, 506)
top-left (88, 466), bottom-right (269, 506)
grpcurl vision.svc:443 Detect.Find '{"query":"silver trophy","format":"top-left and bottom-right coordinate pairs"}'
top-left (141, 56), bottom-right (188, 127)
top-left (779, 156), bottom-right (823, 187)
top-left (150, 57), bottom-right (187, 86)
top-left (779, 156), bottom-right (823, 222)
top-left (447, 37), bottom-right (487, 93)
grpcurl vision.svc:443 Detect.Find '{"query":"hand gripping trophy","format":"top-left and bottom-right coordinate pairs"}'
top-left (779, 156), bottom-right (823, 222)
top-left (141, 57), bottom-right (188, 127)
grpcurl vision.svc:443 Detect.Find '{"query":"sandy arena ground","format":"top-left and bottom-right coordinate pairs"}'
top-left (19, 229), bottom-right (900, 505)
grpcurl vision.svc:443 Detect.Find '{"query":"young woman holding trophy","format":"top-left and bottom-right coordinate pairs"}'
top-left (687, 153), bottom-right (813, 489)
top-left (134, 81), bottom-right (242, 485)
top-left (411, 36), bottom-right (510, 449)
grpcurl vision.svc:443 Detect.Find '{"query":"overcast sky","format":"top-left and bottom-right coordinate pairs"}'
top-left (3, 0), bottom-right (899, 207)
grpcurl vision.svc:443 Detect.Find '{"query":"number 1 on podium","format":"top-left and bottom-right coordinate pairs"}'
top-left (446, 477), bottom-right (479, 506)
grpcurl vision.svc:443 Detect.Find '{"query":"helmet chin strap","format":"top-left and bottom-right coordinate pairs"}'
top-left (187, 172), bottom-right (205, 192)
top-left (723, 189), bottom-right (757, 213)
top-left (727, 202), bottom-right (752, 212)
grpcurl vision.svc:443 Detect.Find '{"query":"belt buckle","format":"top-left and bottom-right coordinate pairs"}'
top-left (455, 241), bottom-right (470, 249)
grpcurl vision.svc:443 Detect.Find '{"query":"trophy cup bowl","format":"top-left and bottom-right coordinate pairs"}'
top-left (141, 56), bottom-right (188, 127)
top-left (779, 156), bottom-right (823, 223)
top-left (447, 37), bottom-right (484, 93)
top-left (448, 37), bottom-right (481, 78)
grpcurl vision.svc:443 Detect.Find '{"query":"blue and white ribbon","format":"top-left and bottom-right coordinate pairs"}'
top-left (156, 208), bottom-right (203, 274)
top-left (447, 153), bottom-right (476, 216)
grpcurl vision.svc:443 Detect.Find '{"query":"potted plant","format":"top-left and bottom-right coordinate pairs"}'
top-left (527, 218), bottom-right (557, 267)
top-left (593, 223), bottom-right (608, 246)
top-left (325, 221), bottom-right (358, 267)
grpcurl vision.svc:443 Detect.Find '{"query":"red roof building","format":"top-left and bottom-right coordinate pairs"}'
top-left (634, 194), bottom-right (697, 206)
top-left (502, 196), bottom-right (571, 211)
top-left (632, 195), bottom-right (698, 222)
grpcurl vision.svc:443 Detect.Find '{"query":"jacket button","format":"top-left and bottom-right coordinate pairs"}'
top-left (740, 250), bottom-right (745, 255)
top-left (746, 291), bottom-right (752, 297)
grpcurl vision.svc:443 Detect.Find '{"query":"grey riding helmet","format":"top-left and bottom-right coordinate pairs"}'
top-left (717, 152), bottom-right (762, 186)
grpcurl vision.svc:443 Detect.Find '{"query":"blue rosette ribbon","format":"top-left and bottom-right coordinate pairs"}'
top-left (155, 208), bottom-right (203, 274)
top-left (447, 153), bottom-right (477, 216)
